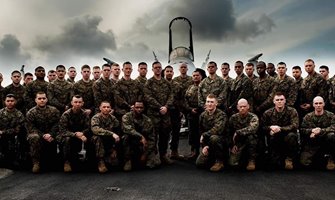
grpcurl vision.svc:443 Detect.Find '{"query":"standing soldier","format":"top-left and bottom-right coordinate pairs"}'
top-left (93, 64), bottom-right (117, 113)
top-left (110, 63), bottom-right (121, 84)
top-left (220, 62), bottom-right (233, 89)
top-left (122, 101), bottom-right (157, 170)
top-left (3, 70), bottom-right (25, 113)
top-left (144, 61), bottom-right (174, 165)
top-left (184, 69), bottom-right (204, 160)
top-left (114, 61), bottom-right (143, 120)
top-left (135, 62), bottom-right (148, 87)
top-left (261, 93), bottom-right (299, 170)
top-left (47, 65), bottom-right (74, 114)
top-left (173, 62), bottom-right (193, 101)
top-left (0, 94), bottom-right (25, 168)
top-left (198, 61), bottom-right (227, 110)
top-left (47, 70), bottom-right (57, 83)
top-left (266, 63), bottom-right (277, 77)
top-left (58, 95), bottom-right (91, 173)
top-left (73, 65), bottom-right (95, 116)
top-left (23, 72), bottom-right (34, 87)
top-left (26, 92), bottom-right (60, 173)
top-left (228, 61), bottom-right (253, 114)
top-left (228, 99), bottom-right (259, 171)
top-left (92, 66), bottom-right (101, 81)
top-left (91, 101), bottom-right (121, 173)
top-left (24, 66), bottom-right (49, 111)
top-left (253, 61), bottom-right (274, 116)
top-left (300, 96), bottom-right (335, 170)
top-left (299, 59), bottom-right (327, 118)
top-left (164, 66), bottom-right (184, 159)
top-left (66, 66), bottom-right (77, 83)
top-left (270, 62), bottom-right (297, 107)
top-left (245, 63), bottom-right (258, 81)
top-left (292, 66), bottom-right (304, 122)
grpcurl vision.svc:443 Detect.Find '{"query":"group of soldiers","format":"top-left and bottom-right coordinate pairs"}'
top-left (0, 58), bottom-right (334, 174)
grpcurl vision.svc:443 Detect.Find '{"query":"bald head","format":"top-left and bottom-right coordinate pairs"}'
top-left (237, 98), bottom-right (249, 115)
top-left (313, 96), bottom-right (324, 104)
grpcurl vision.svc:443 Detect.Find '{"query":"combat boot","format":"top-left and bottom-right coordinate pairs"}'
top-left (284, 158), bottom-right (293, 170)
top-left (32, 161), bottom-right (40, 173)
top-left (326, 158), bottom-right (335, 171)
top-left (123, 160), bottom-right (132, 172)
top-left (64, 161), bottom-right (72, 173)
top-left (161, 155), bottom-right (174, 165)
top-left (246, 160), bottom-right (256, 171)
top-left (170, 150), bottom-right (184, 160)
top-left (98, 160), bottom-right (108, 173)
top-left (210, 161), bottom-right (224, 172)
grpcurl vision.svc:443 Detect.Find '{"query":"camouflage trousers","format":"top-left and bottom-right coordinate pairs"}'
top-left (229, 134), bottom-right (258, 166)
top-left (187, 112), bottom-right (200, 154)
top-left (59, 137), bottom-right (88, 162)
top-left (169, 109), bottom-right (182, 152)
top-left (148, 114), bottom-right (171, 157)
top-left (122, 134), bottom-right (156, 162)
top-left (300, 132), bottom-right (335, 167)
top-left (267, 132), bottom-right (299, 165)
top-left (0, 135), bottom-right (16, 164)
top-left (91, 135), bottom-right (119, 161)
top-left (196, 135), bottom-right (226, 168)
top-left (27, 133), bottom-right (57, 163)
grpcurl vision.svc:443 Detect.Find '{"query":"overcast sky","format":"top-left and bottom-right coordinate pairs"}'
top-left (1, 0), bottom-right (335, 84)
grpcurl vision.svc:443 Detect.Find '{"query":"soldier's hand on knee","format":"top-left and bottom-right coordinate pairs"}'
top-left (81, 136), bottom-right (87, 142)
top-left (112, 133), bottom-right (120, 142)
top-left (202, 146), bottom-right (209, 156)
top-left (231, 145), bottom-right (239, 154)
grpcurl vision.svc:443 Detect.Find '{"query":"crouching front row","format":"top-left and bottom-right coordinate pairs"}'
top-left (195, 93), bottom-right (335, 172)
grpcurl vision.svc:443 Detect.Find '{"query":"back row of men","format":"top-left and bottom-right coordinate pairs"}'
top-left (0, 59), bottom-right (334, 173)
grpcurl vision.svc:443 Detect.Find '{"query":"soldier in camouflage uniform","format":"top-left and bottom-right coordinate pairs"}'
top-left (184, 69), bottom-right (204, 160)
top-left (122, 101), bottom-right (157, 171)
top-left (3, 70), bottom-right (25, 113)
top-left (144, 61), bottom-right (174, 165)
top-left (220, 62), bottom-right (233, 89)
top-left (92, 66), bottom-right (101, 81)
top-left (135, 62), bottom-right (148, 87)
top-left (91, 101), bottom-right (121, 173)
top-left (195, 94), bottom-right (228, 172)
top-left (73, 65), bottom-right (95, 117)
top-left (228, 99), bottom-right (259, 171)
top-left (292, 66), bottom-right (304, 122)
top-left (299, 59), bottom-right (327, 118)
top-left (198, 61), bottom-right (227, 110)
top-left (269, 62), bottom-right (297, 107)
top-left (164, 66), bottom-right (184, 159)
top-left (173, 62), bottom-right (193, 101)
top-left (228, 61), bottom-right (253, 115)
top-left (58, 95), bottom-right (91, 172)
top-left (23, 72), bottom-right (34, 87)
top-left (300, 96), bottom-right (335, 170)
top-left (0, 94), bottom-right (25, 168)
top-left (66, 66), bottom-right (77, 83)
top-left (245, 63), bottom-right (258, 81)
top-left (47, 65), bottom-right (74, 114)
top-left (24, 66), bottom-right (49, 111)
top-left (111, 63), bottom-right (121, 84)
top-left (266, 63), bottom-right (277, 78)
top-left (93, 64), bottom-right (117, 113)
top-left (261, 93), bottom-right (299, 170)
top-left (114, 61), bottom-right (143, 120)
top-left (253, 61), bottom-right (274, 116)
top-left (26, 92), bottom-right (60, 173)
top-left (329, 74), bottom-right (335, 113)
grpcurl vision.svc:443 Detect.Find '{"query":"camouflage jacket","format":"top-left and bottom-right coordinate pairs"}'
top-left (59, 108), bottom-right (91, 138)
top-left (24, 80), bottom-right (49, 110)
top-left (122, 111), bottom-right (153, 139)
top-left (270, 75), bottom-right (297, 107)
top-left (167, 79), bottom-right (183, 111)
top-left (173, 75), bottom-right (193, 95)
top-left (3, 84), bottom-right (25, 112)
top-left (91, 112), bottom-right (120, 136)
top-left (135, 76), bottom-right (147, 87)
top-left (0, 108), bottom-right (25, 136)
top-left (26, 105), bottom-right (60, 138)
top-left (223, 76), bottom-right (233, 90)
top-left (300, 72), bottom-right (327, 105)
top-left (228, 112), bottom-right (259, 137)
top-left (328, 75), bottom-right (335, 105)
top-left (73, 79), bottom-right (95, 111)
top-left (198, 74), bottom-right (227, 109)
top-left (301, 111), bottom-right (335, 137)
top-left (228, 73), bottom-right (253, 110)
top-left (47, 79), bottom-right (74, 112)
top-left (93, 77), bottom-right (117, 109)
top-left (184, 84), bottom-right (200, 112)
top-left (144, 77), bottom-right (174, 116)
top-left (261, 106), bottom-right (299, 134)
top-left (252, 75), bottom-right (275, 112)
top-left (199, 108), bottom-right (227, 137)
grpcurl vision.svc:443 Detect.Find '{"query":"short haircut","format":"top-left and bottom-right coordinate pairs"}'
top-left (257, 61), bottom-right (266, 67)
top-left (305, 58), bottom-right (315, 64)
top-left (5, 94), bottom-right (16, 99)
top-left (102, 63), bottom-right (111, 69)
top-left (274, 92), bottom-right (285, 98)
top-left (72, 94), bottom-right (83, 100)
top-left (292, 66), bottom-right (301, 71)
top-left (319, 65), bottom-right (329, 71)
top-left (11, 70), bottom-right (21, 76)
top-left (68, 66), bottom-right (76, 70)
top-left (208, 61), bottom-right (217, 67)
top-left (35, 66), bottom-right (45, 72)
top-left (277, 62), bottom-right (286, 67)
top-left (123, 61), bottom-right (132, 67)
top-left (93, 66), bottom-right (100, 70)
top-left (152, 61), bottom-right (161, 67)
top-left (112, 63), bottom-right (119, 67)
top-left (56, 65), bottom-right (66, 70)
top-left (48, 70), bottom-right (56, 74)
top-left (246, 62), bottom-right (254, 67)
top-left (100, 101), bottom-right (111, 106)
top-left (235, 61), bottom-right (244, 66)
top-left (206, 93), bottom-right (217, 100)
top-left (221, 62), bottom-right (230, 67)
top-left (35, 91), bottom-right (46, 98)
top-left (81, 64), bottom-right (90, 71)
top-left (24, 72), bottom-right (33, 78)
top-left (138, 62), bottom-right (147, 67)
top-left (164, 65), bottom-right (173, 70)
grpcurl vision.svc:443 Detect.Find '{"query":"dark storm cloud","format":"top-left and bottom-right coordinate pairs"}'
top-left (34, 15), bottom-right (116, 64)
top-left (133, 0), bottom-right (275, 42)
top-left (0, 34), bottom-right (31, 68)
